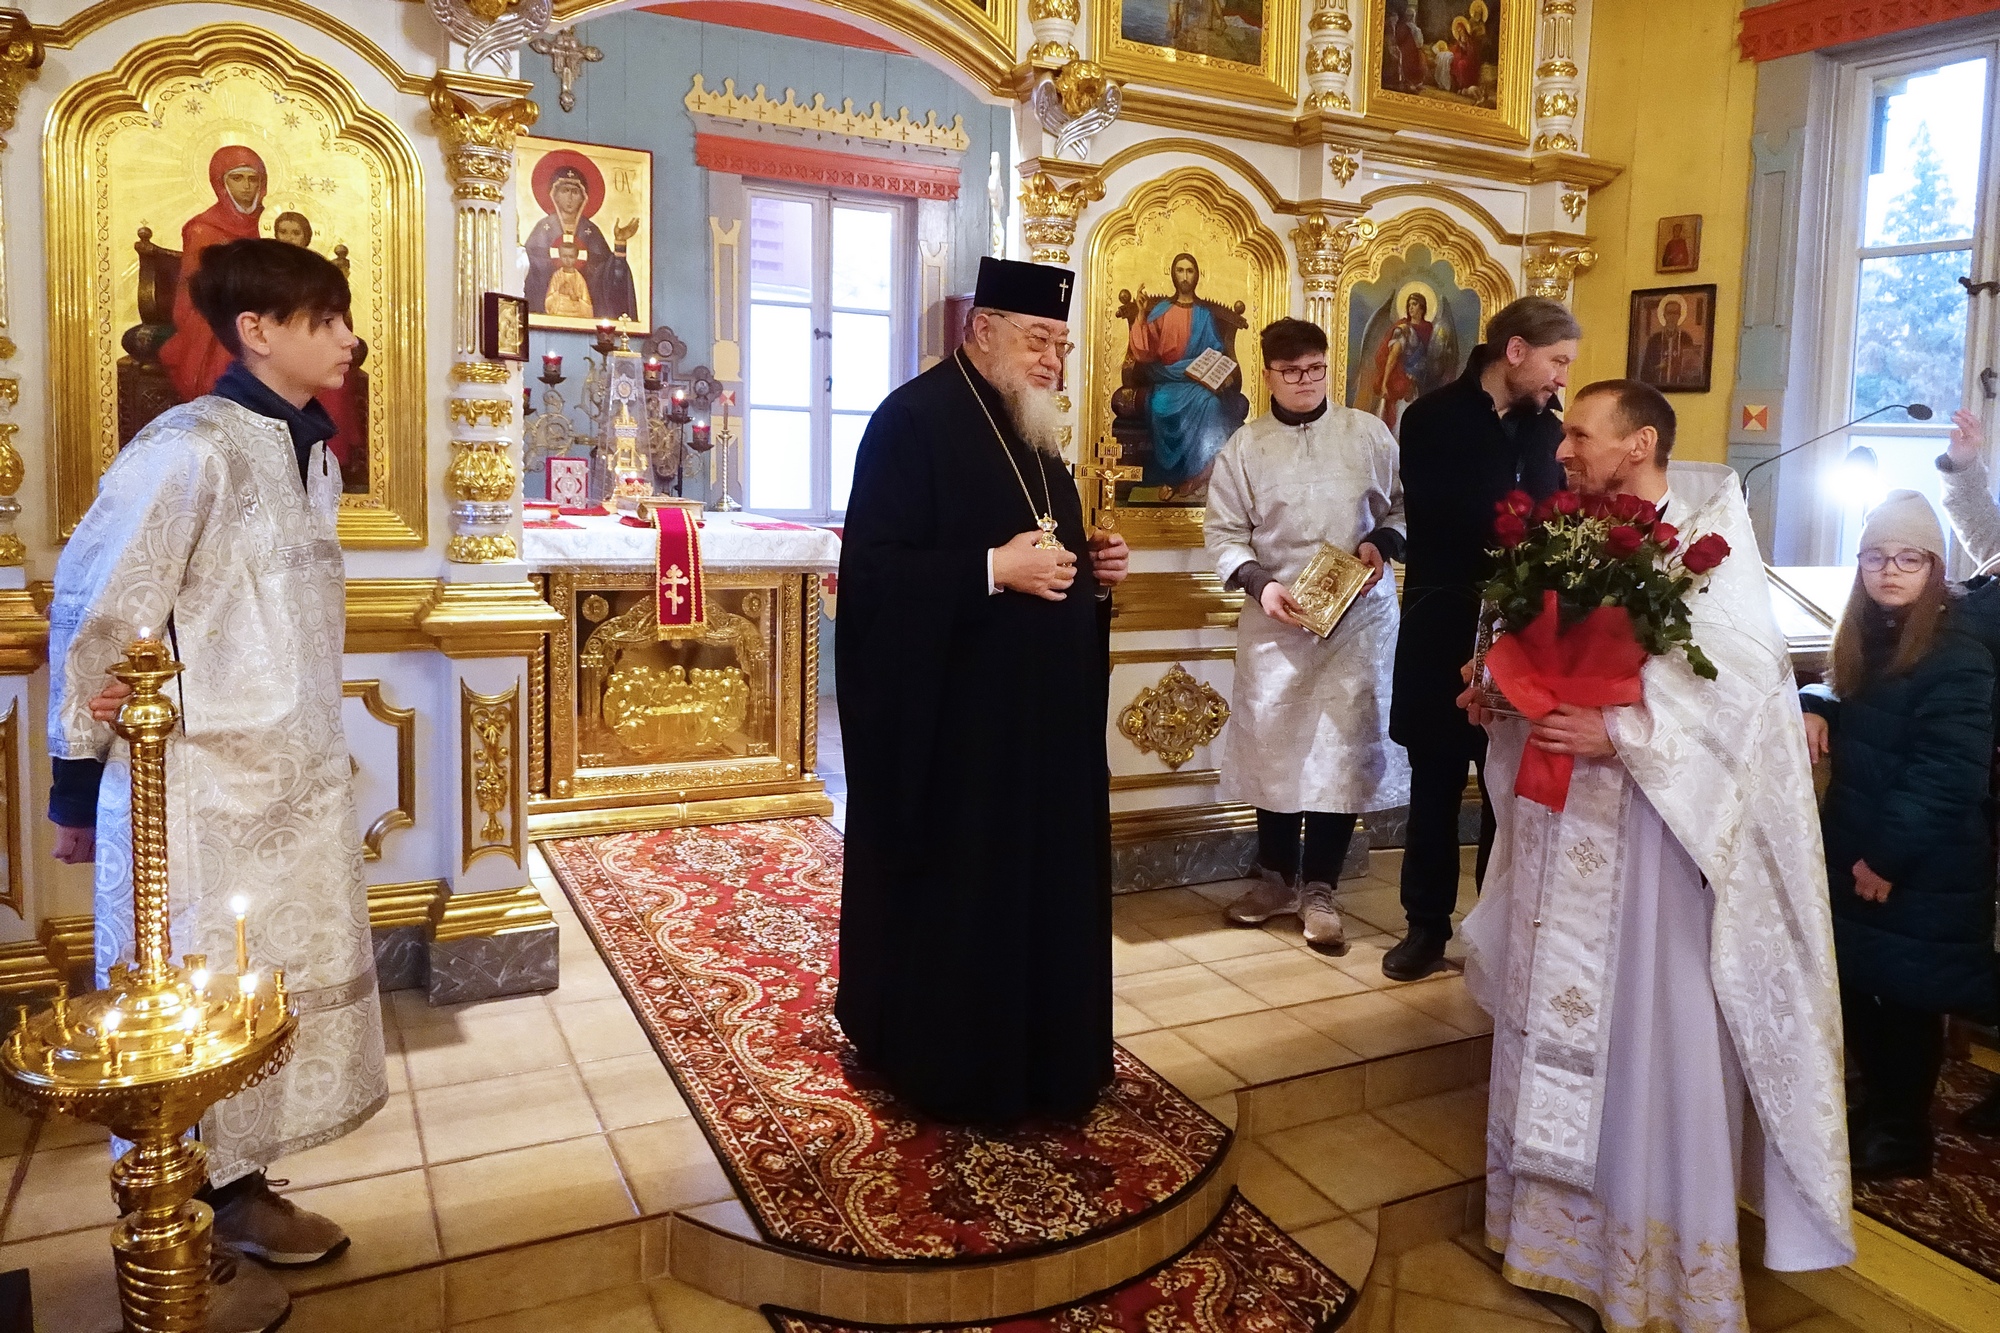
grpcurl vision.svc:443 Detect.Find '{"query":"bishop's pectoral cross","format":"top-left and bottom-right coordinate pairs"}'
top-left (662, 563), bottom-right (690, 616)
top-left (1077, 436), bottom-right (1141, 529)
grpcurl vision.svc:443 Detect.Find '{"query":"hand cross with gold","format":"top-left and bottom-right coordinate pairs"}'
top-left (1076, 437), bottom-right (1141, 527)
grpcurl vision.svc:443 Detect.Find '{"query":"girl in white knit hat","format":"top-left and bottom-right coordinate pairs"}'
top-left (1801, 489), bottom-right (1999, 1179)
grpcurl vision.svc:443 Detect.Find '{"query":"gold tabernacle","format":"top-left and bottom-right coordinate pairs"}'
top-left (0, 634), bottom-right (296, 1333)
top-left (1288, 543), bottom-right (1372, 639)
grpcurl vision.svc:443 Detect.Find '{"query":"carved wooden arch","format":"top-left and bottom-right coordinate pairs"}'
top-left (1331, 207), bottom-right (1517, 407)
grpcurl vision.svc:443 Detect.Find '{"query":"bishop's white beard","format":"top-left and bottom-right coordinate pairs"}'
top-left (996, 381), bottom-right (1065, 457)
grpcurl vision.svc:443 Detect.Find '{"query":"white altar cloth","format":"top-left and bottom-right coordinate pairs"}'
top-left (523, 509), bottom-right (843, 572)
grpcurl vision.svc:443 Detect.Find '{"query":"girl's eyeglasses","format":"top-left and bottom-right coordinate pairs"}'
top-left (1858, 549), bottom-right (1931, 573)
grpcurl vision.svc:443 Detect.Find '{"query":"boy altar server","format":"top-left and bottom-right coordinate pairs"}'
top-left (48, 238), bottom-right (385, 1333)
top-left (1463, 381), bottom-right (1853, 1333)
top-left (1206, 318), bottom-right (1410, 949)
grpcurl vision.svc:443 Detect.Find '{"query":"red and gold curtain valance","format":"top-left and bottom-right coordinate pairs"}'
top-left (1741, 0), bottom-right (2000, 62)
top-left (693, 133), bottom-right (961, 200)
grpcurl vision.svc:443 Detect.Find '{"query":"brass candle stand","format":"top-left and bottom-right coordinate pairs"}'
top-left (0, 635), bottom-right (296, 1333)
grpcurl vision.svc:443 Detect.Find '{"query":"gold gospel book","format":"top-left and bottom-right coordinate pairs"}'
top-left (1289, 543), bottom-right (1372, 639)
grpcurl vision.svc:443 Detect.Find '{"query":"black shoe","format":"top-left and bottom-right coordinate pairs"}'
top-left (1851, 1124), bottom-right (1932, 1182)
top-left (1962, 1079), bottom-right (2000, 1136)
top-left (1383, 925), bottom-right (1449, 982)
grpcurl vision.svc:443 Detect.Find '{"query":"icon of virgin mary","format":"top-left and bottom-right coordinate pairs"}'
top-left (159, 144), bottom-right (268, 401)
top-left (524, 149), bottom-right (639, 322)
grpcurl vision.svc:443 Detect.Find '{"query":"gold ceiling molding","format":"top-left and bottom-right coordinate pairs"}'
top-left (1088, 139), bottom-right (1351, 219)
top-left (556, 0), bottom-right (1018, 96)
top-left (34, 0), bottom-right (530, 100)
top-left (1357, 183), bottom-right (1516, 248)
top-left (684, 76), bottom-right (969, 152)
top-left (1330, 207), bottom-right (1516, 403)
top-left (1112, 88), bottom-right (1622, 190)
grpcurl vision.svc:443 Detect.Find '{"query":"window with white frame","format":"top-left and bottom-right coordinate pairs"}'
top-left (1809, 39), bottom-right (2000, 563)
top-left (744, 188), bottom-right (912, 521)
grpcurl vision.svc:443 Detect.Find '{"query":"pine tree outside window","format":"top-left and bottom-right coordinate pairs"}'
top-left (1810, 41), bottom-right (2000, 564)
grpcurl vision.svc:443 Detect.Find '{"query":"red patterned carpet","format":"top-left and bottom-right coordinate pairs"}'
top-left (541, 819), bottom-right (1230, 1263)
top-left (763, 1193), bottom-right (1356, 1332)
top-left (1853, 1059), bottom-right (2000, 1282)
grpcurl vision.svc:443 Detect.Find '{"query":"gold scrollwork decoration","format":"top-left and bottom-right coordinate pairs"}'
top-left (461, 680), bottom-right (521, 868)
top-left (1329, 146), bottom-right (1361, 187)
top-left (446, 534), bottom-right (519, 564)
top-left (344, 680), bottom-right (416, 861)
top-left (1560, 188), bottom-right (1587, 222)
top-left (446, 441), bottom-right (518, 504)
top-left (1117, 664), bottom-right (1229, 770)
top-left (453, 360), bottom-right (512, 384)
top-left (0, 11), bottom-right (44, 145)
top-left (1524, 245), bottom-right (1596, 303)
top-left (428, 72), bottom-right (539, 201)
top-left (1018, 171), bottom-right (1104, 265)
top-left (449, 398), bottom-right (515, 428)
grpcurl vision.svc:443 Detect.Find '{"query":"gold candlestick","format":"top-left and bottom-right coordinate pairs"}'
top-left (0, 634), bottom-right (296, 1333)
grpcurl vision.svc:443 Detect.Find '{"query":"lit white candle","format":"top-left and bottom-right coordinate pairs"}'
top-left (230, 895), bottom-right (250, 974)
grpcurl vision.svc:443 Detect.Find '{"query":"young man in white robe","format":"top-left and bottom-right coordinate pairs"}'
top-left (48, 238), bottom-right (386, 1333)
top-left (1460, 379), bottom-right (1854, 1333)
top-left (1206, 317), bottom-right (1410, 949)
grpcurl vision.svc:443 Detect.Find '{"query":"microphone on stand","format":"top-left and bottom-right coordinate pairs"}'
top-left (1739, 402), bottom-right (1934, 490)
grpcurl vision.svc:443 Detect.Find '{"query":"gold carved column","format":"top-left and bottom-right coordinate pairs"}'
top-left (1018, 171), bottom-right (1103, 265)
top-left (1532, 0), bottom-right (1581, 153)
top-left (0, 13), bottom-right (40, 572)
top-left (1304, 0), bottom-right (1355, 112)
top-left (429, 76), bottom-right (539, 566)
top-left (1291, 212), bottom-right (1373, 344)
top-left (1524, 245), bottom-right (1596, 303)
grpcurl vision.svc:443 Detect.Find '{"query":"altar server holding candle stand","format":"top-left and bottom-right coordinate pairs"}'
top-left (46, 238), bottom-right (384, 1333)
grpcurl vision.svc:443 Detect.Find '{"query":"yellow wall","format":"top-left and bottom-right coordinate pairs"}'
top-left (1572, 0), bottom-right (1760, 464)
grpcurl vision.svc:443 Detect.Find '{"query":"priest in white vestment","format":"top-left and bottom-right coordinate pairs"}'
top-left (47, 240), bottom-right (385, 1328)
top-left (1206, 318), bottom-right (1410, 949)
top-left (1462, 380), bottom-right (1854, 1333)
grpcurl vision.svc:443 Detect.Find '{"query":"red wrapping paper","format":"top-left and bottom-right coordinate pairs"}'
top-left (1482, 590), bottom-right (1648, 812)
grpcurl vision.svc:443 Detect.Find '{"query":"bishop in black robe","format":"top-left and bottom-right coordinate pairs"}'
top-left (835, 263), bottom-right (1114, 1125)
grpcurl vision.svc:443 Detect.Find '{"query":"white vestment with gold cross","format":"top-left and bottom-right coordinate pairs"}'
top-left (47, 397), bottom-right (388, 1186)
top-left (1462, 463), bottom-right (1854, 1333)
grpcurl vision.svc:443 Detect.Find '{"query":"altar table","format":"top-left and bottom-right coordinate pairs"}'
top-left (524, 510), bottom-right (842, 836)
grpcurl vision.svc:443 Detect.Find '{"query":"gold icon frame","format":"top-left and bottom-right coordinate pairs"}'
top-left (1082, 167), bottom-right (1288, 549)
top-left (1358, 0), bottom-right (1537, 148)
top-left (45, 26), bottom-right (427, 547)
top-left (1091, 0), bottom-right (1302, 107)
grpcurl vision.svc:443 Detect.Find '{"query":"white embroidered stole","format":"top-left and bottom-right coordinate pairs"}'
top-left (1506, 757), bottom-right (1632, 1192)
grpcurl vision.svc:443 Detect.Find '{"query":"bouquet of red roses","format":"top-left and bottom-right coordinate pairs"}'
top-left (1478, 489), bottom-right (1731, 810)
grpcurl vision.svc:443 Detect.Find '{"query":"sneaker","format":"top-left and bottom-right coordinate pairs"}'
top-left (1382, 924), bottom-right (1449, 981)
top-left (1298, 882), bottom-right (1347, 954)
top-left (1225, 867), bottom-right (1298, 926)
top-left (209, 1241), bottom-right (292, 1333)
top-left (213, 1175), bottom-right (350, 1268)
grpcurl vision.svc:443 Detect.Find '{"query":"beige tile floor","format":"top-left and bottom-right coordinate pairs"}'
top-left (0, 840), bottom-right (1854, 1332)
top-left (1354, 1235), bottom-right (1862, 1333)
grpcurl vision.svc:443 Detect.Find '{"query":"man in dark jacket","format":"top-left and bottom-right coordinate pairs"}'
top-left (1382, 297), bottom-right (1579, 981)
